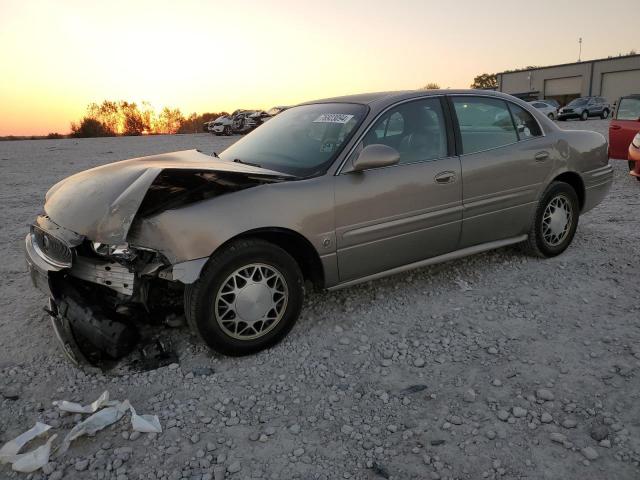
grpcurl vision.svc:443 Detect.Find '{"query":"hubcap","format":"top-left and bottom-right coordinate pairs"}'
top-left (542, 194), bottom-right (573, 246)
top-left (214, 264), bottom-right (288, 340)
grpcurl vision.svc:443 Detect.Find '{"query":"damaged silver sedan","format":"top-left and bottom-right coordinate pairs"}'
top-left (25, 90), bottom-right (613, 365)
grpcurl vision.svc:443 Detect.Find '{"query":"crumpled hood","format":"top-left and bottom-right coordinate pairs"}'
top-left (44, 149), bottom-right (290, 244)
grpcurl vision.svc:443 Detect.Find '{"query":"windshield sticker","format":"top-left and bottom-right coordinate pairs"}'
top-left (313, 113), bottom-right (354, 124)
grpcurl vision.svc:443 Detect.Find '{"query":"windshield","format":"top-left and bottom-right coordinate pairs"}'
top-left (219, 103), bottom-right (367, 177)
top-left (616, 97), bottom-right (640, 120)
top-left (568, 98), bottom-right (588, 107)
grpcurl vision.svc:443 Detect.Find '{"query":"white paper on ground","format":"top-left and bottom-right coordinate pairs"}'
top-left (0, 422), bottom-right (52, 464)
top-left (11, 434), bottom-right (57, 473)
top-left (130, 406), bottom-right (162, 433)
top-left (53, 390), bottom-right (111, 414)
top-left (58, 400), bottom-right (130, 454)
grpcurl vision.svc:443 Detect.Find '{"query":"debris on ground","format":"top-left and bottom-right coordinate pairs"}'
top-left (1, 391), bottom-right (161, 473)
top-left (0, 422), bottom-right (51, 465)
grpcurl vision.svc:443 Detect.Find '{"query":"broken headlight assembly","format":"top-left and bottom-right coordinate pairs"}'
top-left (91, 242), bottom-right (134, 259)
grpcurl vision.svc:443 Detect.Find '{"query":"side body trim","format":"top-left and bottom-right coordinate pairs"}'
top-left (327, 235), bottom-right (527, 291)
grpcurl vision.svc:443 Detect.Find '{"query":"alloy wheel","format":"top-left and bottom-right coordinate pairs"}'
top-left (214, 264), bottom-right (288, 340)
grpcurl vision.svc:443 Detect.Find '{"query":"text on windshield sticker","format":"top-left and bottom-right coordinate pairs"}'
top-left (313, 114), bottom-right (354, 124)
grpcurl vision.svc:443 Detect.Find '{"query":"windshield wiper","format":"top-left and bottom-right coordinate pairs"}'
top-left (233, 158), bottom-right (262, 168)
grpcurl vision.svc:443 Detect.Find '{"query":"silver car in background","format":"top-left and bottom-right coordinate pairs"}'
top-left (25, 90), bottom-right (612, 365)
top-left (528, 100), bottom-right (558, 120)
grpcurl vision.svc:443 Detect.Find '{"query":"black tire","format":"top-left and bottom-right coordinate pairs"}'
top-left (547, 113), bottom-right (555, 120)
top-left (601, 109), bottom-right (609, 119)
top-left (580, 110), bottom-right (589, 121)
top-left (184, 239), bottom-right (304, 356)
top-left (628, 160), bottom-right (636, 171)
top-left (224, 126), bottom-right (232, 136)
top-left (524, 181), bottom-right (580, 258)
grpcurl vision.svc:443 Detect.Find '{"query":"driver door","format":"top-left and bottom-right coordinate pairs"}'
top-left (333, 97), bottom-right (462, 282)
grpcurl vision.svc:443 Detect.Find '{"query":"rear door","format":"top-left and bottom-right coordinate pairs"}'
top-left (449, 96), bottom-right (555, 247)
top-left (609, 96), bottom-right (640, 159)
top-left (334, 97), bottom-right (462, 281)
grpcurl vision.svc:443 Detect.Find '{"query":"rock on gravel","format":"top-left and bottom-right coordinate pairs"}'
top-left (581, 447), bottom-right (599, 461)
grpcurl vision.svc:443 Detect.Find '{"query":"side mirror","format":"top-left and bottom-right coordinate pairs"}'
top-left (352, 144), bottom-right (400, 172)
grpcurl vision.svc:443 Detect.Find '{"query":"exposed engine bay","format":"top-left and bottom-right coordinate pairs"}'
top-left (26, 151), bottom-right (291, 368)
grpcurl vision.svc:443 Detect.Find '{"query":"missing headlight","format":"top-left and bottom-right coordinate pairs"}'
top-left (91, 242), bottom-right (131, 257)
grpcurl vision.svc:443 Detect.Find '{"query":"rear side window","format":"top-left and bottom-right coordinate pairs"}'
top-left (508, 103), bottom-right (542, 139)
top-left (452, 97), bottom-right (518, 154)
top-left (616, 97), bottom-right (640, 120)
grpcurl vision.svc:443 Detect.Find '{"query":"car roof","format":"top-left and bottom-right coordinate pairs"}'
top-left (300, 89), bottom-right (529, 112)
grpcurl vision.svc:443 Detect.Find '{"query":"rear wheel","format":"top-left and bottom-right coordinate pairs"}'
top-left (580, 110), bottom-right (589, 121)
top-left (185, 239), bottom-right (304, 356)
top-left (524, 182), bottom-right (580, 258)
top-left (601, 109), bottom-right (609, 119)
top-left (547, 113), bottom-right (555, 120)
top-left (628, 160), bottom-right (636, 171)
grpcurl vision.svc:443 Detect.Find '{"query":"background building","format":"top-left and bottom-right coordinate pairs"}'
top-left (497, 54), bottom-right (640, 106)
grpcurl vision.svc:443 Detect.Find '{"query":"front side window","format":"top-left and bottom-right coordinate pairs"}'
top-left (616, 97), bottom-right (640, 120)
top-left (452, 97), bottom-right (518, 154)
top-left (219, 103), bottom-right (367, 177)
top-left (508, 103), bottom-right (542, 139)
top-left (362, 98), bottom-right (448, 164)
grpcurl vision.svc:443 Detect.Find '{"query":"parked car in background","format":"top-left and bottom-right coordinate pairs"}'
top-left (231, 110), bottom-right (261, 134)
top-left (558, 96), bottom-right (611, 121)
top-left (529, 100), bottom-right (557, 119)
top-left (266, 106), bottom-right (290, 117)
top-left (609, 95), bottom-right (640, 171)
top-left (209, 115), bottom-right (234, 136)
top-left (540, 99), bottom-right (560, 110)
top-left (628, 133), bottom-right (640, 181)
top-left (25, 90), bottom-right (612, 363)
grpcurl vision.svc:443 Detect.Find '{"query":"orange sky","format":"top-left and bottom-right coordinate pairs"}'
top-left (0, 0), bottom-right (638, 136)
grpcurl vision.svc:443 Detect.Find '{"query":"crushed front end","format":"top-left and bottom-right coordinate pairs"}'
top-left (24, 149), bottom-right (292, 367)
top-left (25, 214), bottom-right (183, 367)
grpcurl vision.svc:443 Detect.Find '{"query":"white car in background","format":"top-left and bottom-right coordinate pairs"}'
top-left (528, 100), bottom-right (558, 120)
top-left (208, 115), bottom-right (234, 136)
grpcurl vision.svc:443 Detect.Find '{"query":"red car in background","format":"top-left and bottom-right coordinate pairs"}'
top-left (609, 95), bottom-right (640, 177)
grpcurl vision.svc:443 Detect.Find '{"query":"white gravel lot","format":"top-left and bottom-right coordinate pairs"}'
top-left (0, 120), bottom-right (639, 480)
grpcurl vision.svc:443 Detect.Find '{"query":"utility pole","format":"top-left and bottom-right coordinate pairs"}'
top-left (578, 37), bottom-right (582, 62)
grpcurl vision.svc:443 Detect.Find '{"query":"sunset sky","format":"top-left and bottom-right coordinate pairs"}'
top-left (1, 0), bottom-right (638, 136)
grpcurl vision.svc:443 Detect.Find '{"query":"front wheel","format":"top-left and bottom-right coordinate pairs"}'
top-left (524, 182), bottom-right (580, 258)
top-left (547, 113), bottom-right (555, 120)
top-left (223, 126), bottom-right (232, 136)
top-left (601, 109), bottom-right (609, 119)
top-left (185, 239), bottom-right (304, 356)
top-left (580, 110), bottom-right (589, 121)
top-left (628, 160), bottom-right (636, 172)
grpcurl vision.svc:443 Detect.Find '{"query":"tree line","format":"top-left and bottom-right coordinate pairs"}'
top-left (70, 101), bottom-right (228, 138)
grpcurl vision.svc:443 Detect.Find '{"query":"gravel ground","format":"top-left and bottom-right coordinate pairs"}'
top-left (0, 120), bottom-right (639, 480)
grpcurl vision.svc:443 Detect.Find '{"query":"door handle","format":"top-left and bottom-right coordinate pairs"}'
top-left (435, 171), bottom-right (456, 184)
top-left (610, 125), bottom-right (621, 130)
top-left (535, 151), bottom-right (549, 162)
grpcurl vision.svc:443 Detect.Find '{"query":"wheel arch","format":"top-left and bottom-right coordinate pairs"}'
top-left (215, 227), bottom-right (325, 288)
top-left (551, 171), bottom-right (585, 210)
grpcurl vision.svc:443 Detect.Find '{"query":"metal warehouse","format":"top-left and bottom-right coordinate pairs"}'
top-left (497, 53), bottom-right (640, 106)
